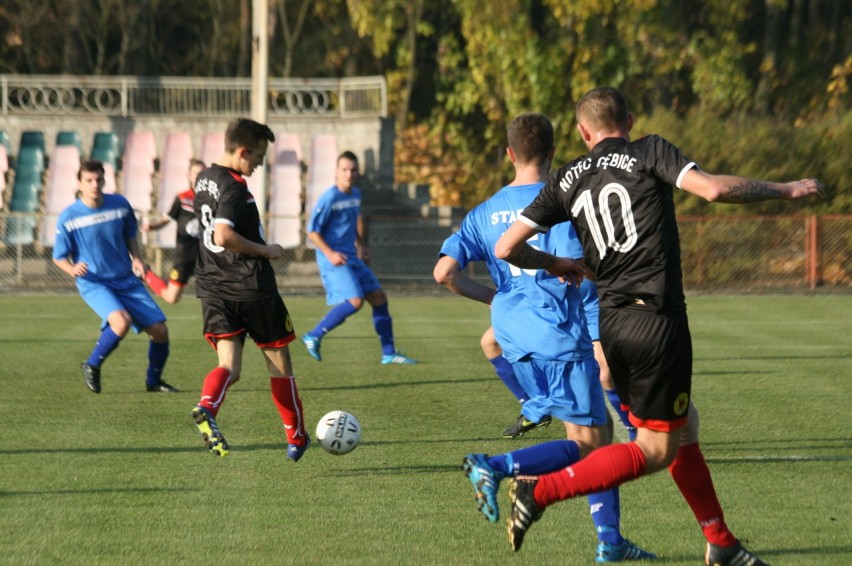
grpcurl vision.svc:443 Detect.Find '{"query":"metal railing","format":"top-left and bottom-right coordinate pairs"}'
top-left (0, 75), bottom-right (387, 118)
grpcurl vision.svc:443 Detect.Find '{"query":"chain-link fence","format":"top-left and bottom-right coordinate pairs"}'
top-left (1, 212), bottom-right (849, 294)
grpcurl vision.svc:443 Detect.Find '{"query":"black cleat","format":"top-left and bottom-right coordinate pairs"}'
top-left (81, 363), bottom-right (101, 393)
top-left (706, 542), bottom-right (770, 566)
top-left (502, 414), bottom-right (552, 439)
top-left (146, 380), bottom-right (180, 393)
top-left (506, 477), bottom-right (543, 552)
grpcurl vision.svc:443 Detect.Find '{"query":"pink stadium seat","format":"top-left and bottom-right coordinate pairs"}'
top-left (151, 132), bottom-right (194, 248)
top-left (103, 162), bottom-right (117, 194)
top-left (267, 133), bottom-right (302, 248)
top-left (40, 145), bottom-right (81, 247)
top-left (0, 145), bottom-right (8, 208)
top-left (305, 134), bottom-right (338, 246)
top-left (121, 132), bottom-right (156, 215)
top-left (200, 132), bottom-right (225, 168)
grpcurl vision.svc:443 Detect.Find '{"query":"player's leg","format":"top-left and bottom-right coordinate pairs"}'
top-left (253, 296), bottom-right (310, 462)
top-left (78, 282), bottom-right (131, 392)
top-left (357, 260), bottom-right (416, 364)
top-left (121, 283), bottom-right (177, 392)
top-left (157, 260), bottom-right (193, 304)
top-left (595, 341), bottom-right (637, 441)
top-left (302, 263), bottom-right (362, 361)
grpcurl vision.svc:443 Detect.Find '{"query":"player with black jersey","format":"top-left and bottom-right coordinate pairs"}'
top-left (190, 118), bottom-right (310, 463)
top-left (492, 87), bottom-right (823, 565)
top-left (141, 159), bottom-right (205, 303)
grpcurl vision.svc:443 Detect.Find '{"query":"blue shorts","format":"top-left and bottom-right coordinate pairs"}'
top-left (317, 256), bottom-right (381, 305)
top-left (514, 356), bottom-right (607, 427)
top-left (78, 276), bottom-right (166, 333)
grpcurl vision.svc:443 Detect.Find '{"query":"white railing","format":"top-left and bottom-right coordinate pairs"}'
top-left (0, 75), bottom-right (386, 118)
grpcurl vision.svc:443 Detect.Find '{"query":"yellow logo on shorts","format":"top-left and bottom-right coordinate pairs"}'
top-left (673, 392), bottom-right (689, 416)
top-left (169, 268), bottom-right (179, 280)
top-left (285, 315), bottom-right (293, 333)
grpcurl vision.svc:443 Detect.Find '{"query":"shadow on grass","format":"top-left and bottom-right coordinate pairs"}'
top-left (1, 486), bottom-right (199, 497)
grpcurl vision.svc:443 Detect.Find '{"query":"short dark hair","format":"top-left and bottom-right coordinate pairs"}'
top-left (576, 87), bottom-right (630, 131)
top-left (78, 159), bottom-right (104, 180)
top-left (507, 113), bottom-right (554, 165)
top-left (337, 150), bottom-right (358, 166)
top-left (224, 118), bottom-right (275, 153)
top-left (189, 158), bottom-right (206, 169)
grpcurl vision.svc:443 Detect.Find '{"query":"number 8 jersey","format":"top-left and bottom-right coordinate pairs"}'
top-left (520, 135), bottom-right (698, 312)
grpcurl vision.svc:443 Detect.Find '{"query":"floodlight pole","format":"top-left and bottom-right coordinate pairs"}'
top-left (251, 0), bottom-right (269, 221)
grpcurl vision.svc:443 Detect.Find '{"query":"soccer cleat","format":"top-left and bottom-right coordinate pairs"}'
top-left (286, 434), bottom-right (311, 462)
top-left (381, 352), bottom-right (417, 365)
top-left (506, 477), bottom-right (542, 552)
top-left (301, 335), bottom-right (322, 361)
top-left (191, 405), bottom-right (229, 457)
top-left (502, 414), bottom-right (552, 439)
top-left (146, 380), bottom-right (180, 393)
top-left (596, 539), bottom-right (658, 562)
top-left (81, 362), bottom-right (101, 393)
top-left (462, 453), bottom-right (503, 523)
top-left (705, 542), bottom-right (770, 566)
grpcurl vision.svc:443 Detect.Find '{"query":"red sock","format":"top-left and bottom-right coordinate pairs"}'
top-left (145, 270), bottom-right (168, 296)
top-left (535, 442), bottom-right (646, 508)
top-left (270, 376), bottom-right (307, 445)
top-left (669, 442), bottom-right (738, 547)
top-left (198, 367), bottom-right (232, 416)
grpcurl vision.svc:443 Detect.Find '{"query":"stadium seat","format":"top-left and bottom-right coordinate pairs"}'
top-left (103, 162), bottom-right (118, 194)
top-left (17, 146), bottom-right (46, 173)
top-left (267, 133), bottom-right (302, 248)
top-left (0, 145), bottom-right (8, 209)
top-left (305, 134), bottom-right (338, 246)
top-left (150, 132), bottom-right (194, 248)
top-left (20, 131), bottom-right (46, 153)
top-left (91, 132), bottom-right (119, 168)
top-left (0, 130), bottom-right (11, 160)
top-left (120, 132), bottom-right (157, 215)
top-left (5, 179), bottom-right (39, 245)
top-left (56, 131), bottom-right (83, 153)
top-left (39, 145), bottom-right (81, 247)
top-left (200, 132), bottom-right (225, 168)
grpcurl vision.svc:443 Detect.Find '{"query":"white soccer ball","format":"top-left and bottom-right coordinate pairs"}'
top-left (315, 410), bottom-right (362, 455)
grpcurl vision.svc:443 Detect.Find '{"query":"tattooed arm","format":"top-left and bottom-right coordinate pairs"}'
top-left (495, 221), bottom-right (587, 286)
top-left (682, 170), bottom-right (824, 203)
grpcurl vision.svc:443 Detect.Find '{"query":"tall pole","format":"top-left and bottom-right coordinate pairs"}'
top-left (251, 0), bottom-right (269, 220)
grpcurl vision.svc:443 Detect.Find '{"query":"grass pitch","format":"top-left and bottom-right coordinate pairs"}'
top-left (1, 293), bottom-right (850, 565)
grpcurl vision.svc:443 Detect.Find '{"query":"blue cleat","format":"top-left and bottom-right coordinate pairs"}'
top-left (462, 453), bottom-right (503, 523)
top-left (287, 434), bottom-right (311, 462)
top-left (381, 352), bottom-right (417, 365)
top-left (301, 335), bottom-right (322, 361)
top-left (596, 538), bottom-right (657, 562)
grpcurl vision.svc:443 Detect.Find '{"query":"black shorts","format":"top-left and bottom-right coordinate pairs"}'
top-left (168, 260), bottom-right (196, 286)
top-left (600, 306), bottom-right (692, 430)
top-left (201, 295), bottom-right (296, 349)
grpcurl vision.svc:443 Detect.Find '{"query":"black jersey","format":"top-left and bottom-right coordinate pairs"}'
top-left (193, 164), bottom-right (278, 300)
top-left (167, 188), bottom-right (200, 265)
top-left (521, 135), bottom-right (697, 312)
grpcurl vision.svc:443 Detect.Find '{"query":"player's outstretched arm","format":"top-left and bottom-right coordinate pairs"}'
top-left (495, 221), bottom-right (585, 286)
top-left (681, 169), bottom-right (825, 203)
top-left (433, 255), bottom-right (496, 305)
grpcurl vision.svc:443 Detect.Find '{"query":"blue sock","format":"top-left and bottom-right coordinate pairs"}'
top-left (605, 388), bottom-right (637, 441)
top-left (489, 355), bottom-right (526, 402)
top-left (146, 341), bottom-right (170, 386)
top-left (309, 301), bottom-right (358, 339)
top-left (372, 303), bottom-right (396, 356)
top-left (488, 439), bottom-right (580, 477)
top-left (589, 489), bottom-right (624, 545)
top-left (86, 326), bottom-right (122, 367)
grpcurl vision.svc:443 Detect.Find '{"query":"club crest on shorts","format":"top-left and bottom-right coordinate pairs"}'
top-left (673, 392), bottom-right (689, 416)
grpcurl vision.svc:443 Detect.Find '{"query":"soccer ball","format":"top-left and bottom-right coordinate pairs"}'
top-left (315, 410), bottom-right (362, 455)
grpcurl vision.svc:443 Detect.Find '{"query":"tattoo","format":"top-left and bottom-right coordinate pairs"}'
top-left (507, 244), bottom-right (556, 270)
top-left (723, 179), bottom-right (781, 203)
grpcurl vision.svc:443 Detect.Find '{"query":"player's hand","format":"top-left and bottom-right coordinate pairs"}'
top-left (329, 251), bottom-right (348, 266)
top-left (71, 262), bottom-right (88, 277)
top-left (546, 257), bottom-right (585, 287)
top-left (266, 244), bottom-right (285, 260)
top-left (358, 246), bottom-right (371, 263)
top-left (786, 178), bottom-right (825, 200)
top-left (139, 222), bottom-right (151, 233)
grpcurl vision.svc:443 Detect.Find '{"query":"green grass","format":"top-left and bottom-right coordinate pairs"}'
top-left (1, 293), bottom-right (850, 565)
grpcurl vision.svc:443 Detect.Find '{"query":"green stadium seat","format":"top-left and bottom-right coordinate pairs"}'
top-left (91, 146), bottom-right (117, 168)
top-left (4, 214), bottom-right (36, 245)
top-left (91, 132), bottom-right (120, 168)
top-left (9, 179), bottom-right (40, 212)
top-left (56, 131), bottom-right (83, 152)
top-left (20, 131), bottom-right (46, 153)
top-left (17, 146), bottom-right (45, 172)
top-left (0, 130), bottom-right (11, 156)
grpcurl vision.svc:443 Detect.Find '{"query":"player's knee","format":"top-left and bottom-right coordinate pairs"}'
top-left (107, 311), bottom-right (132, 336)
top-left (348, 297), bottom-right (364, 310)
top-left (146, 322), bottom-right (169, 342)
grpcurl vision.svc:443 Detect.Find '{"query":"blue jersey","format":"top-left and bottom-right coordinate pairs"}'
top-left (307, 186), bottom-right (362, 259)
top-left (53, 194), bottom-right (138, 285)
top-left (439, 182), bottom-right (593, 363)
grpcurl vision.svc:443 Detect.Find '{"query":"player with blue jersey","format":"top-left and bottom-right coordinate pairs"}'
top-left (52, 160), bottom-right (177, 394)
top-left (301, 151), bottom-right (416, 365)
top-left (434, 113), bottom-right (653, 562)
